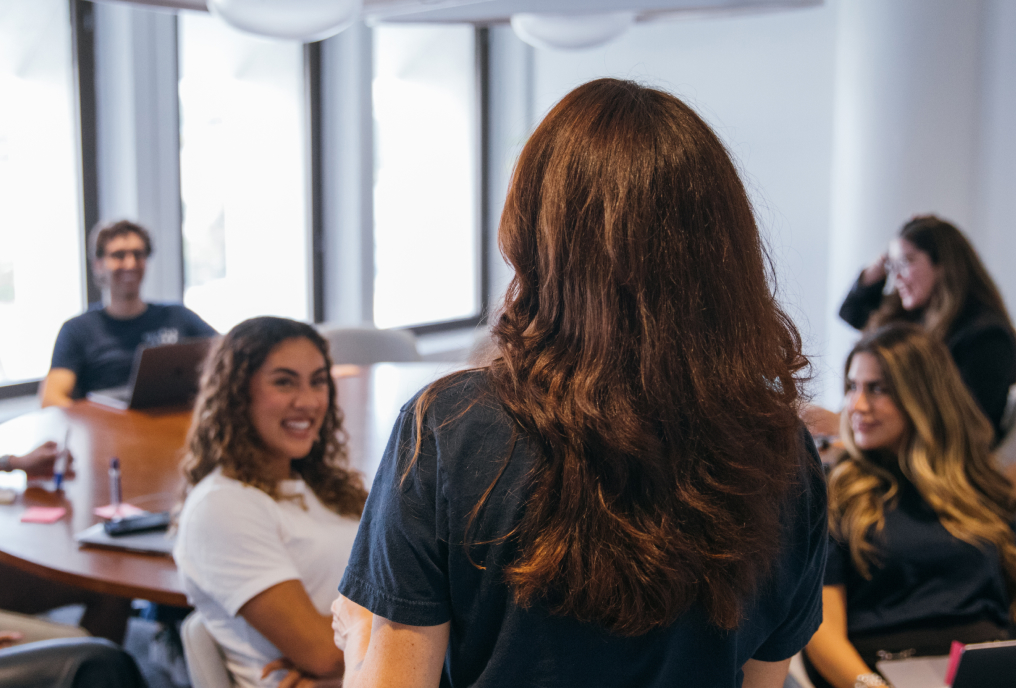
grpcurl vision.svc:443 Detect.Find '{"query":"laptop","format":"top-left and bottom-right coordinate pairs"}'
top-left (86, 338), bottom-right (212, 410)
top-left (877, 639), bottom-right (1016, 688)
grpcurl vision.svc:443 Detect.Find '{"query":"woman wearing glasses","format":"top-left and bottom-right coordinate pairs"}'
top-left (836, 216), bottom-right (1016, 441)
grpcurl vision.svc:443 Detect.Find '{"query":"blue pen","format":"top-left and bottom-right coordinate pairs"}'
top-left (109, 457), bottom-right (122, 518)
top-left (53, 428), bottom-right (69, 491)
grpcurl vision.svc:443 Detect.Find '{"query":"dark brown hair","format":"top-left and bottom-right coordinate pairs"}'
top-left (419, 79), bottom-right (808, 636)
top-left (829, 324), bottom-right (1016, 615)
top-left (89, 219), bottom-right (153, 261)
top-left (869, 215), bottom-right (1013, 340)
top-left (181, 316), bottom-right (366, 517)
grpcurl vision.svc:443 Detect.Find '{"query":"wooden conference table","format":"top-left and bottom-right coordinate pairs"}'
top-left (0, 362), bottom-right (465, 608)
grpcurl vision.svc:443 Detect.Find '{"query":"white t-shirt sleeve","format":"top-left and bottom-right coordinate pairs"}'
top-left (177, 484), bottom-right (302, 616)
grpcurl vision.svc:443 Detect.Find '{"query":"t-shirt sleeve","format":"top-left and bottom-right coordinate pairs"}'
top-left (823, 534), bottom-right (851, 587)
top-left (50, 319), bottom-right (85, 374)
top-left (751, 432), bottom-right (829, 661)
top-left (338, 403), bottom-right (450, 626)
top-left (176, 486), bottom-right (302, 616)
top-left (838, 274), bottom-right (886, 331)
top-left (179, 306), bottom-right (217, 337)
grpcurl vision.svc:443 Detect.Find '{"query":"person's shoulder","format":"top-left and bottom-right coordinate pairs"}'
top-left (788, 426), bottom-right (829, 523)
top-left (950, 300), bottom-right (1014, 344)
top-left (400, 368), bottom-right (494, 417)
top-left (59, 306), bottom-right (104, 331)
top-left (182, 471), bottom-right (276, 523)
top-left (148, 303), bottom-right (216, 334)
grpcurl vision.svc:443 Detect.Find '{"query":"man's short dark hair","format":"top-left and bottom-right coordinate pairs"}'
top-left (89, 220), bottom-right (153, 261)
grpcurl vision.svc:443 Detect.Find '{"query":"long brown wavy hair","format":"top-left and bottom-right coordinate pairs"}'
top-left (868, 215), bottom-right (1014, 341)
top-left (415, 79), bottom-right (809, 636)
top-left (829, 324), bottom-right (1016, 617)
top-left (181, 317), bottom-right (366, 517)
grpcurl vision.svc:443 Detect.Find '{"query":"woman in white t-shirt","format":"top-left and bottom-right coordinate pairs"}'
top-left (174, 316), bottom-right (367, 688)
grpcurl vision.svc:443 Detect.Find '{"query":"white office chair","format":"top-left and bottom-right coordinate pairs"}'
top-left (180, 611), bottom-right (232, 688)
top-left (317, 325), bottom-right (422, 365)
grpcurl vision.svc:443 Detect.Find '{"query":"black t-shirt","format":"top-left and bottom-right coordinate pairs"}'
top-left (339, 371), bottom-right (828, 688)
top-left (824, 480), bottom-right (1012, 636)
top-left (50, 303), bottom-right (216, 397)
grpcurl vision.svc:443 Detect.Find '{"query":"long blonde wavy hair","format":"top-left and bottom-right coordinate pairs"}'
top-left (180, 317), bottom-right (366, 516)
top-left (828, 323), bottom-right (1016, 618)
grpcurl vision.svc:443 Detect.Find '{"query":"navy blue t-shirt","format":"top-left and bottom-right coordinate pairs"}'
top-left (825, 479), bottom-right (1013, 636)
top-left (50, 303), bottom-right (216, 398)
top-left (339, 371), bottom-right (828, 688)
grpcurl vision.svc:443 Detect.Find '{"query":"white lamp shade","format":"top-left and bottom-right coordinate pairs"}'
top-left (208, 0), bottom-right (363, 42)
top-left (510, 12), bottom-right (634, 51)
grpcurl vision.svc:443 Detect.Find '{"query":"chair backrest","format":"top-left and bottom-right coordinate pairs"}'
top-left (0, 637), bottom-right (145, 688)
top-left (181, 611), bottom-right (232, 688)
top-left (317, 325), bottom-right (422, 365)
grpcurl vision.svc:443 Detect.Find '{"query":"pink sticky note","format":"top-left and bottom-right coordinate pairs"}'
top-left (945, 640), bottom-right (965, 686)
top-left (21, 507), bottom-right (68, 524)
top-left (94, 503), bottom-right (144, 520)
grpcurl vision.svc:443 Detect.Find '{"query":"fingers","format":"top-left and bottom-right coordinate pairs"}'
top-left (277, 670), bottom-right (304, 688)
top-left (262, 657), bottom-right (294, 678)
top-left (0, 630), bottom-right (25, 648)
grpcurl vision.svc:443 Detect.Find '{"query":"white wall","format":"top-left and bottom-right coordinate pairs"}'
top-left (975, 0), bottom-right (1016, 317)
top-left (510, 0), bottom-right (1016, 406)
top-left (825, 0), bottom-right (985, 405)
top-left (518, 4), bottom-right (839, 397)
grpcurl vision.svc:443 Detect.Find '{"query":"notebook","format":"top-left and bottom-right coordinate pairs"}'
top-left (74, 522), bottom-right (176, 556)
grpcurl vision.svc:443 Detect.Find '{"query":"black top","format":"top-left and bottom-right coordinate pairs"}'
top-left (50, 303), bottom-right (216, 398)
top-left (825, 479), bottom-right (1012, 636)
top-left (838, 275), bottom-right (1016, 439)
top-left (339, 370), bottom-right (828, 688)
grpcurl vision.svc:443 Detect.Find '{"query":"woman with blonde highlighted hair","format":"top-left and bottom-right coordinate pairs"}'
top-left (805, 324), bottom-right (1016, 688)
top-left (839, 216), bottom-right (1016, 440)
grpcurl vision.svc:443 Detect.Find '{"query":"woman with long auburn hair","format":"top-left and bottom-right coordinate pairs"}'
top-left (174, 316), bottom-right (367, 687)
top-left (332, 78), bottom-right (827, 688)
top-left (804, 324), bottom-right (1016, 688)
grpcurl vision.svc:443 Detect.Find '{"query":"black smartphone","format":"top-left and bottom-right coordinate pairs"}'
top-left (103, 511), bottom-right (171, 536)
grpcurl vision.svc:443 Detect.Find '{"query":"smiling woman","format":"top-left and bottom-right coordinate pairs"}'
top-left (838, 216), bottom-right (1016, 440)
top-left (173, 317), bottom-right (367, 688)
top-left (804, 324), bottom-right (1016, 688)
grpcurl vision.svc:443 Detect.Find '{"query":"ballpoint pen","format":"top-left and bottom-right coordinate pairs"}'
top-left (109, 457), bottom-right (122, 518)
top-left (53, 428), bottom-right (70, 491)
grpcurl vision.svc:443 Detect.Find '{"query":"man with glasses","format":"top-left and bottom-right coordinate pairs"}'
top-left (40, 220), bottom-right (216, 408)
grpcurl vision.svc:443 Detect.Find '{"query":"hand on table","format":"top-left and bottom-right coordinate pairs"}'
top-left (11, 442), bottom-right (74, 480)
top-left (262, 658), bottom-right (342, 688)
top-left (0, 631), bottom-right (24, 649)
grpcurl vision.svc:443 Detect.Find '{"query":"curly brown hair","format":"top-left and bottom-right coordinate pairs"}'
top-left (181, 316), bottom-right (366, 516)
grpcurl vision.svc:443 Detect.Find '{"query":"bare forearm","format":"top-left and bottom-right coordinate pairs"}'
top-left (40, 370), bottom-right (75, 408)
top-left (805, 631), bottom-right (872, 688)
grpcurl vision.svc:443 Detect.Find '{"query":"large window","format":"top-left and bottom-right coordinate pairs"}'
top-left (372, 25), bottom-right (480, 329)
top-left (0, 0), bottom-right (84, 384)
top-left (178, 12), bottom-right (310, 333)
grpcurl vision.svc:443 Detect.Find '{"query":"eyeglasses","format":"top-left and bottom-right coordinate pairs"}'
top-left (883, 257), bottom-right (913, 277)
top-left (105, 249), bottom-right (147, 263)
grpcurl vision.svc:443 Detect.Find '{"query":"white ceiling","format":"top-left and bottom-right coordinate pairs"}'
top-left (364, 0), bottom-right (822, 23)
